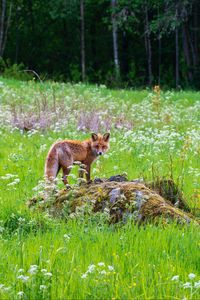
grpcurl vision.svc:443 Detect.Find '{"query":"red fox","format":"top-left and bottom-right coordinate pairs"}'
top-left (45, 133), bottom-right (110, 185)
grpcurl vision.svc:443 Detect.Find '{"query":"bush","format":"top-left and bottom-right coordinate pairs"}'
top-left (0, 58), bottom-right (33, 81)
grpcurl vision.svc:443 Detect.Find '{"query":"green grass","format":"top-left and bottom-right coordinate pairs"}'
top-left (0, 77), bottom-right (199, 299)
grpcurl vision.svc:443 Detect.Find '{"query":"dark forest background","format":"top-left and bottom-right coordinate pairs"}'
top-left (0, 0), bottom-right (200, 88)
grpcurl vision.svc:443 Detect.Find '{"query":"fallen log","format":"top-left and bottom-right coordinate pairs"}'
top-left (28, 175), bottom-right (199, 225)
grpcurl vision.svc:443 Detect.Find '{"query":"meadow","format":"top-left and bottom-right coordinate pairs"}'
top-left (0, 77), bottom-right (200, 299)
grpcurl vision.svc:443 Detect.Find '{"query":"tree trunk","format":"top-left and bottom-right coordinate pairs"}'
top-left (0, 0), bottom-right (6, 56)
top-left (175, 28), bottom-right (179, 88)
top-left (182, 23), bottom-right (193, 82)
top-left (187, 26), bottom-right (196, 68)
top-left (2, 1), bottom-right (12, 56)
top-left (158, 36), bottom-right (161, 86)
top-left (111, 0), bottom-right (120, 81)
top-left (144, 1), bottom-right (152, 86)
top-left (80, 0), bottom-right (86, 81)
top-left (122, 31), bottom-right (128, 80)
top-left (175, 5), bottom-right (179, 89)
top-left (193, 0), bottom-right (199, 65)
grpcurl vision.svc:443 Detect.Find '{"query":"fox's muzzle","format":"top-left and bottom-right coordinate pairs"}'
top-left (97, 151), bottom-right (103, 156)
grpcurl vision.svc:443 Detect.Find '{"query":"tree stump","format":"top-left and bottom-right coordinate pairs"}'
top-left (28, 175), bottom-right (199, 225)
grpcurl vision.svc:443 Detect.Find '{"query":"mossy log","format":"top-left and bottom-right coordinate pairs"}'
top-left (28, 175), bottom-right (199, 225)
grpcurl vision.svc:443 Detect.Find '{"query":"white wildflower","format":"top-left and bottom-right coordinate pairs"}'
top-left (108, 265), bottom-right (114, 271)
top-left (41, 269), bottom-right (47, 273)
top-left (44, 272), bottom-right (52, 277)
top-left (7, 181), bottom-right (17, 186)
top-left (17, 291), bottom-right (25, 297)
top-left (17, 269), bottom-right (24, 273)
top-left (100, 270), bottom-right (107, 275)
top-left (1, 174), bottom-right (17, 180)
top-left (17, 275), bottom-right (29, 282)
top-left (28, 265), bottom-right (38, 274)
top-left (81, 273), bottom-right (87, 279)
top-left (18, 217), bottom-right (25, 223)
top-left (63, 234), bottom-right (70, 241)
top-left (98, 262), bottom-right (105, 267)
top-left (188, 273), bottom-right (196, 280)
top-left (171, 275), bottom-right (179, 281)
top-left (87, 264), bottom-right (95, 273)
top-left (194, 281), bottom-right (200, 289)
top-left (40, 285), bottom-right (47, 290)
top-left (183, 282), bottom-right (192, 289)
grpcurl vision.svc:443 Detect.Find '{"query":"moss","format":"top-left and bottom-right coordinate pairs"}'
top-left (28, 176), bottom-right (199, 225)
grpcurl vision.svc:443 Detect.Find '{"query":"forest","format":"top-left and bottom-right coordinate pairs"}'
top-left (0, 0), bottom-right (200, 88)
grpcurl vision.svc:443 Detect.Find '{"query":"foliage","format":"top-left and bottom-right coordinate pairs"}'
top-left (1, 0), bottom-right (200, 88)
top-left (0, 59), bottom-right (33, 81)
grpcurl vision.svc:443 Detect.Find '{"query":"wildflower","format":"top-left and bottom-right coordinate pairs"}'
top-left (41, 269), bottom-right (47, 273)
top-left (1, 174), bottom-right (17, 180)
top-left (7, 181), bottom-right (18, 186)
top-left (171, 275), bottom-right (179, 281)
top-left (108, 265), bottom-right (114, 271)
top-left (17, 269), bottom-right (24, 273)
top-left (183, 282), bottom-right (192, 289)
top-left (28, 265), bottom-right (38, 274)
top-left (87, 264), bottom-right (95, 273)
top-left (98, 262), bottom-right (105, 267)
top-left (0, 284), bottom-right (5, 289)
top-left (18, 217), bottom-right (25, 223)
top-left (44, 272), bottom-right (52, 277)
top-left (17, 291), bottom-right (25, 297)
top-left (63, 234), bottom-right (70, 241)
top-left (81, 273), bottom-right (87, 279)
top-left (188, 273), bottom-right (196, 280)
top-left (40, 285), bottom-right (47, 290)
top-left (100, 270), bottom-right (107, 275)
top-left (17, 275), bottom-right (29, 282)
top-left (194, 281), bottom-right (200, 289)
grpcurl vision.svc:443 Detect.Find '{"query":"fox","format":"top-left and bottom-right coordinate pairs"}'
top-left (45, 133), bottom-right (110, 185)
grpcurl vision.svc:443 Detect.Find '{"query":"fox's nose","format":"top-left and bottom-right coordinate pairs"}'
top-left (98, 152), bottom-right (102, 156)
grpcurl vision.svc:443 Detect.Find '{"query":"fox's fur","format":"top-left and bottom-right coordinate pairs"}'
top-left (45, 133), bottom-right (110, 185)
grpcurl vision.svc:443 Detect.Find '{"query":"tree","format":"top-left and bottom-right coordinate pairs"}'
top-left (144, 0), bottom-right (152, 86)
top-left (80, 0), bottom-right (85, 81)
top-left (111, 0), bottom-right (120, 81)
top-left (0, 0), bottom-right (12, 57)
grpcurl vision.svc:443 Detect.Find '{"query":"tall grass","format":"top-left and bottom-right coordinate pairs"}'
top-left (0, 77), bottom-right (199, 299)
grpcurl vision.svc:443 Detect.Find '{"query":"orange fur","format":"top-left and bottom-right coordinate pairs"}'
top-left (45, 133), bottom-right (110, 185)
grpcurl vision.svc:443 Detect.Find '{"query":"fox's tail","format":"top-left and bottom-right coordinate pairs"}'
top-left (44, 144), bottom-right (59, 182)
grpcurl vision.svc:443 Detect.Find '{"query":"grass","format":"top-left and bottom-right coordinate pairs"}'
top-left (0, 77), bottom-right (199, 299)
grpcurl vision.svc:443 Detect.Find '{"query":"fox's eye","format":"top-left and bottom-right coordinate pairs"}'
top-left (96, 145), bottom-right (99, 149)
top-left (102, 146), bottom-right (107, 150)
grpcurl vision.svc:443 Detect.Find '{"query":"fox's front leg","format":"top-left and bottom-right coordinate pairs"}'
top-left (85, 164), bottom-right (92, 183)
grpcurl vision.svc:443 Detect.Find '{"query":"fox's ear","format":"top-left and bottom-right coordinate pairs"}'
top-left (91, 133), bottom-right (98, 141)
top-left (103, 132), bottom-right (110, 142)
